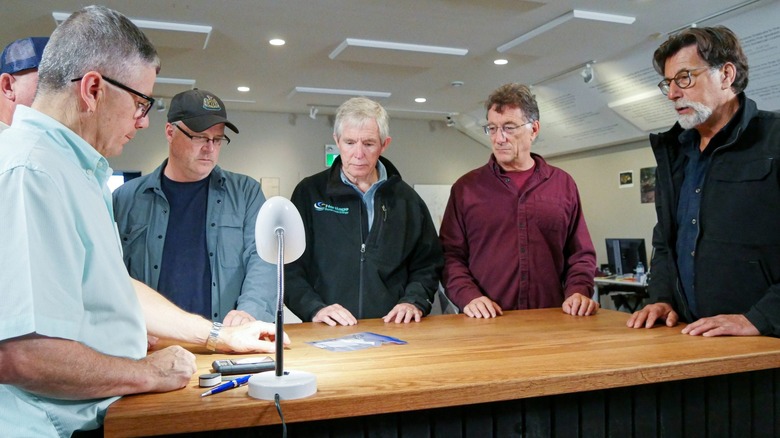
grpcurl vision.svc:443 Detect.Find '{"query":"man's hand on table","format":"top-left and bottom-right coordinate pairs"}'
top-left (313, 304), bottom-right (358, 326)
top-left (463, 296), bottom-right (503, 318)
top-left (627, 302), bottom-right (678, 329)
top-left (383, 303), bottom-right (423, 323)
top-left (222, 310), bottom-right (255, 327)
top-left (562, 293), bottom-right (599, 316)
top-left (216, 321), bottom-right (291, 353)
top-left (681, 314), bottom-right (759, 336)
top-left (142, 346), bottom-right (197, 392)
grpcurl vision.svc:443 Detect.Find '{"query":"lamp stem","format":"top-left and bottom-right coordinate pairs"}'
top-left (275, 228), bottom-right (285, 377)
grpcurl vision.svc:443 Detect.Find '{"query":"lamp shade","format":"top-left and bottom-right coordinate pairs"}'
top-left (254, 196), bottom-right (306, 264)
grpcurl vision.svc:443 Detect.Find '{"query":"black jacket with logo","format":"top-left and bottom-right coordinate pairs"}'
top-left (284, 156), bottom-right (443, 321)
top-left (649, 94), bottom-right (780, 335)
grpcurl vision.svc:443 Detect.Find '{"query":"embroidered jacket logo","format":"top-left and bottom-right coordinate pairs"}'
top-left (313, 202), bottom-right (349, 215)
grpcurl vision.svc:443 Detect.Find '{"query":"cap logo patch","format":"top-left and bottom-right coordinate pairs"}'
top-left (202, 96), bottom-right (221, 111)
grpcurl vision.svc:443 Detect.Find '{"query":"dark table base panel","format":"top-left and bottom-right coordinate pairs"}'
top-left (159, 368), bottom-right (778, 438)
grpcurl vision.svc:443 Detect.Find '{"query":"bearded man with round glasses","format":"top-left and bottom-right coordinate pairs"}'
top-left (113, 89), bottom-right (277, 329)
top-left (627, 26), bottom-right (780, 337)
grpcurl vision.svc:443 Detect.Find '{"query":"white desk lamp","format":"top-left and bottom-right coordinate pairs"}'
top-left (247, 196), bottom-right (317, 400)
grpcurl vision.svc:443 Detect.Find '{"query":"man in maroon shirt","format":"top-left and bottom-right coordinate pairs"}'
top-left (440, 83), bottom-right (598, 318)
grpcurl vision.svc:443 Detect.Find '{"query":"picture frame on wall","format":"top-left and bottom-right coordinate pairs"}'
top-left (619, 170), bottom-right (634, 188)
top-left (640, 167), bottom-right (656, 203)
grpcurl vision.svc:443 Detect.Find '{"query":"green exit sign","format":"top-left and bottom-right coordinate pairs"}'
top-left (325, 144), bottom-right (339, 167)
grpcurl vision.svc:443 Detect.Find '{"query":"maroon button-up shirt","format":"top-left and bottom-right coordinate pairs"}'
top-left (440, 154), bottom-right (596, 311)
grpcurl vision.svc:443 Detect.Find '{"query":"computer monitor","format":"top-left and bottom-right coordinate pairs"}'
top-left (605, 238), bottom-right (648, 276)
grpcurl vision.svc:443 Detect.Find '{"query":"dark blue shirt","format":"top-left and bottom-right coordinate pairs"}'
top-left (675, 112), bottom-right (741, 318)
top-left (158, 174), bottom-right (211, 319)
top-left (675, 130), bottom-right (711, 317)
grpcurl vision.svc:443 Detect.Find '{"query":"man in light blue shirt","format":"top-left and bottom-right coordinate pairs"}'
top-left (0, 6), bottom-right (286, 437)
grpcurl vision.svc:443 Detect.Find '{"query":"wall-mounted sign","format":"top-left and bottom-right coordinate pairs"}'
top-left (325, 144), bottom-right (338, 167)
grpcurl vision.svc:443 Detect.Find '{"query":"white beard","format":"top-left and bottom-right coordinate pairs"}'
top-left (676, 98), bottom-right (713, 130)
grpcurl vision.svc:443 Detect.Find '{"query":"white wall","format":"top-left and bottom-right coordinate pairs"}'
top-left (108, 109), bottom-right (491, 198)
top-left (109, 108), bottom-right (660, 269)
top-left (549, 141), bottom-right (658, 269)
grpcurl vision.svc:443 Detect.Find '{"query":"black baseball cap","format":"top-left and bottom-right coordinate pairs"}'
top-left (167, 89), bottom-right (238, 133)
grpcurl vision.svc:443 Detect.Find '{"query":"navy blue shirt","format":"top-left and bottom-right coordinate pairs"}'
top-left (675, 130), bottom-right (711, 317)
top-left (158, 174), bottom-right (211, 319)
top-left (675, 112), bottom-right (740, 318)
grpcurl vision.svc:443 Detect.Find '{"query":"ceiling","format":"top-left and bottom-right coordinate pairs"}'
top-left (1, 0), bottom-right (774, 154)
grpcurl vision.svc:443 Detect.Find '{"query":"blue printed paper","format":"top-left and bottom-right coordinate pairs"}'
top-left (307, 332), bottom-right (407, 352)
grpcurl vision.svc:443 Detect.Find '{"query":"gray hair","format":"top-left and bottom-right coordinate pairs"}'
top-left (485, 83), bottom-right (539, 122)
top-left (333, 97), bottom-right (390, 144)
top-left (37, 5), bottom-right (159, 93)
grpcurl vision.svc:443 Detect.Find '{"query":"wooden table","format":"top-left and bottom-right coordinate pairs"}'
top-left (104, 309), bottom-right (780, 437)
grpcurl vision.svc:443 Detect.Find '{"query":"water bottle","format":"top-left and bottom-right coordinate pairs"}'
top-left (635, 261), bottom-right (645, 283)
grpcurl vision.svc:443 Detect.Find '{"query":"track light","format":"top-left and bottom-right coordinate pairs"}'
top-left (581, 63), bottom-right (594, 84)
top-left (309, 107), bottom-right (318, 120)
top-left (156, 98), bottom-right (166, 112)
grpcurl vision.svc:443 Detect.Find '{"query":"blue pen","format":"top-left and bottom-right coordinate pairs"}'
top-left (200, 374), bottom-right (252, 397)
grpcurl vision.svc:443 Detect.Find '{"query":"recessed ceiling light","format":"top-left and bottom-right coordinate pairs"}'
top-left (237, 86), bottom-right (250, 92)
top-left (414, 97), bottom-right (427, 103)
top-left (494, 59), bottom-right (508, 65)
top-left (269, 38), bottom-right (285, 46)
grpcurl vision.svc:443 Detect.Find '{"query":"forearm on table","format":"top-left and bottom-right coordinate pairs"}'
top-left (132, 278), bottom-right (210, 346)
top-left (0, 334), bottom-right (157, 400)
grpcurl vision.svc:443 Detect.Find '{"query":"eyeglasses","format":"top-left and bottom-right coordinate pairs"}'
top-left (71, 75), bottom-right (155, 119)
top-left (173, 122), bottom-right (230, 147)
top-left (657, 67), bottom-right (711, 96)
top-left (483, 121), bottom-right (533, 137)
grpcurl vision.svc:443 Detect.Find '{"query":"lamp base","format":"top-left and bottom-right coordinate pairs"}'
top-left (248, 371), bottom-right (317, 400)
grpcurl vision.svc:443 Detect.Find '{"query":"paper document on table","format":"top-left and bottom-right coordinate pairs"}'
top-left (307, 332), bottom-right (407, 352)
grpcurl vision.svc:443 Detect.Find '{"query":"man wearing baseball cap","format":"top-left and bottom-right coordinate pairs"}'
top-left (0, 36), bottom-right (48, 130)
top-left (113, 89), bottom-right (276, 330)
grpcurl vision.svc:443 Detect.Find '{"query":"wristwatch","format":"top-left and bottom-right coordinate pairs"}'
top-left (206, 321), bottom-right (223, 351)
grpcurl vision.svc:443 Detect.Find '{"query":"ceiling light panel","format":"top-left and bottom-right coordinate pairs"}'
top-left (330, 38), bottom-right (468, 68)
top-left (286, 87), bottom-right (391, 108)
top-left (52, 12), bottom-right (212, 50)
top-left (288, 87), bottom-right (391, 99)
top-left (497, 9), bottom-right (635, 53)
top-left (494, 9), bottom-right (636, 81)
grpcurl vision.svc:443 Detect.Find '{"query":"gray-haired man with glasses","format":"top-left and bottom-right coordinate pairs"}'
top-left (0, 7), bottom-right (286, 437)
top-left (440, 82), bottom-right (598, 319)
top-left (113, 89), bottom-right (277, 330)
top-left (627, 26), bottom-right (780, 337)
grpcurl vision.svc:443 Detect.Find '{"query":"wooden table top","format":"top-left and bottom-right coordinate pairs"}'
top-left (104, 309), bottom-right (780, 437)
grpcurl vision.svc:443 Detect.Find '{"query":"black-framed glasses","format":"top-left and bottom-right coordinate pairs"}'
top-left (173, 122), bottom-right (230, 147)
top-left (657, 67), bottom-right (711, 96)
top-left (483, 121), bottom-right (532, 137)
top-left (71, 75), bottom-right (155, 119)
